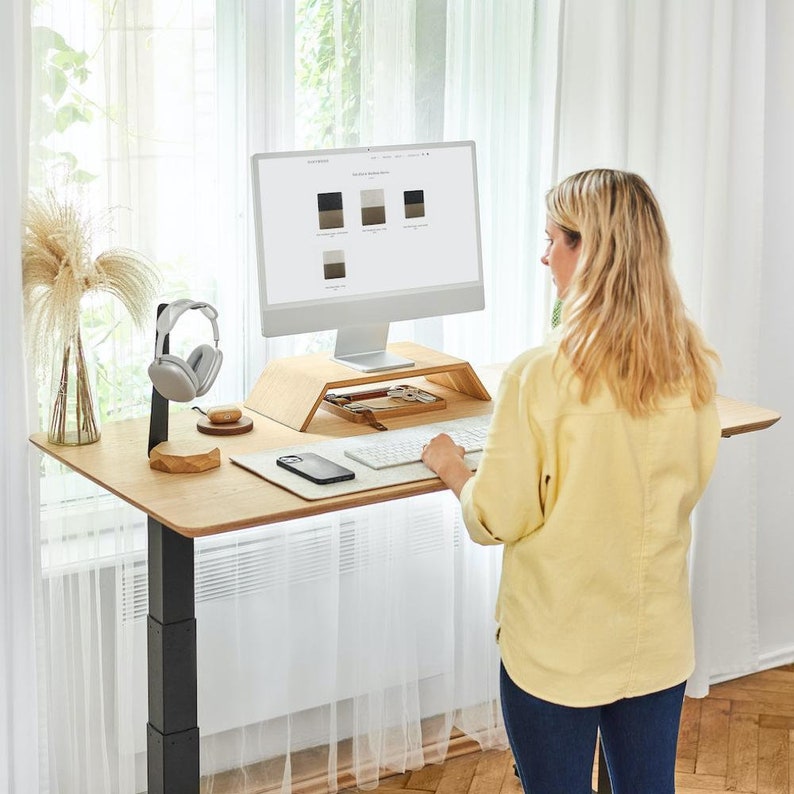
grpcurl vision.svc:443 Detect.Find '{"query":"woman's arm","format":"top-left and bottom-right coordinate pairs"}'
top-left (427, 357), bottom-right (548, 545)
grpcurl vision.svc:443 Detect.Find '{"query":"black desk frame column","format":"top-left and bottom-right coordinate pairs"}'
top-left (597, 739), bottom-right (611, 793)
top-left (147, 517), bottom-right (199, 793)
top-left (146, 302), bottom-right (200, 792)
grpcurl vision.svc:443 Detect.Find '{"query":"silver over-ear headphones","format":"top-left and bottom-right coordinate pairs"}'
top-left (148, 299), bottom-right (223, 402)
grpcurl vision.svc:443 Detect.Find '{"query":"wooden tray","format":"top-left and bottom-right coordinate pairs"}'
top-left (320, 385), bottom-right (446, 425)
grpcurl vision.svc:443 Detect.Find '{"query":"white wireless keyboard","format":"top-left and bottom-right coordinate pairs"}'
top-left (343, 417), bottom-right (489, 470)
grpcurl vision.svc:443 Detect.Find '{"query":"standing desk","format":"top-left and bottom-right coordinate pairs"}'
top-left (29, 360), bottom-right (780, 794)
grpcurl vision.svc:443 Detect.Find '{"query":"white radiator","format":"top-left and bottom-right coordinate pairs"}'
top-left (127, 500), bottom-right (459, 752)
top-left (40, 477), bottom-right (477, 786)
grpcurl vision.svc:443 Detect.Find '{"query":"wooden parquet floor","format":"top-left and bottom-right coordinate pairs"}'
top-left (339, 665), bottom-right (794, 794)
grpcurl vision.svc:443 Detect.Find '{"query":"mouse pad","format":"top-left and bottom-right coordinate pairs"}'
top-left (230, 435), bottom-right (481, 501)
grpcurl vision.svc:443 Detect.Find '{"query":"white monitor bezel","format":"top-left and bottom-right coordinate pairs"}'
top-left (250, 140), bottom-right (485, 341)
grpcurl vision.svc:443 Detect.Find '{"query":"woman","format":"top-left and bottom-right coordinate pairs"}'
top-left (421, 169), bottom-right (721, 793)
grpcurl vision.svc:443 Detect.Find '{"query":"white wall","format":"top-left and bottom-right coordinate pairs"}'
top-left (757, 0), bottom-right (794, 666)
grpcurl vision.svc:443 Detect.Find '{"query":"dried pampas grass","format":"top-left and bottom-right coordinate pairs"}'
top-left (22, 189), bottom-right (159, 375)
top-left (22, 189), bottom-right (159, 443)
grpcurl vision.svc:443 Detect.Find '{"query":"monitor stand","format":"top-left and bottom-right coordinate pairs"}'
top-left (331, 324), bottom-right (414, 372)
top-left (245, 341), bottom-right (491, 432)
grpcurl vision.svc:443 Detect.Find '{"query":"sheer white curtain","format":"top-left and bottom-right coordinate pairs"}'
top-left (443, 0), bottom-right (555, 364)
top-left (550, 0), bottom-right (767, 695)
top-left (1, 1), bottom-right (42, 792)
top-left (28, 2), bottom-right (223, 793)
top-left (23, 1), bottom-right (557, 791)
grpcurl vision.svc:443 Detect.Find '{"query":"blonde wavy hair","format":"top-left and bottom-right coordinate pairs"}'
top-left (546, 169), bottom-right (719, 415)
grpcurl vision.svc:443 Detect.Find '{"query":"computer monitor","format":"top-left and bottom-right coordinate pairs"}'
top-left (250, 140), bottom-right (484, 372)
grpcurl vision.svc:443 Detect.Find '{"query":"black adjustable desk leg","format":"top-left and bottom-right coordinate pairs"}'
top-left (147, 517), bottom-right (199, 793)
top-left (596, 737), bottom-right (612, 793)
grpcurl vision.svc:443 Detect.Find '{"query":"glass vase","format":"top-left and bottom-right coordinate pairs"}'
top-left (48, 325), bottom-right (101, 445)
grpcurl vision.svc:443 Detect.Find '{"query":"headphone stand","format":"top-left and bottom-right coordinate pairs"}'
top-left (148, 303), bottom-right (170, 455)
top-left (147, 302), bottom-right (221, 472)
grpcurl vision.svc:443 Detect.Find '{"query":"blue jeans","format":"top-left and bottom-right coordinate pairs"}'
top-left (500, 663), bottom-right (685, 794)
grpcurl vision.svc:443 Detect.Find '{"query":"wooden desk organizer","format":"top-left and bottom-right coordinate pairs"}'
top-left (244, 342), bottom-right (491, 431)
top-left (320, 384), bottom-right (446, 427)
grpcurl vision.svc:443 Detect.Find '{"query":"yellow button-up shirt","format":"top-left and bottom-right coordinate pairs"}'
top-left (459, 345), bottom-right (721, 707)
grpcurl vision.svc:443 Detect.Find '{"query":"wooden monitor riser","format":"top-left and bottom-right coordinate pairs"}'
top-left (244, 342), bottom-right (491, 432)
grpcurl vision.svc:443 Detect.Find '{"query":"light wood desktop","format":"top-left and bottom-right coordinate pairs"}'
top-left (31, 368), bottom-right (496, 539)
top-left (28, 355), bottom-right (781, 794)
top-left (29, 382), bottom-right (780, 541)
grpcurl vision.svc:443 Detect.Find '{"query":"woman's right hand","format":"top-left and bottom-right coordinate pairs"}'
top-left (421, 433), bottom-right (473, 498)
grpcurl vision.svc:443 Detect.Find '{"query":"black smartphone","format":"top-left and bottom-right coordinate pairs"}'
top-left (276, 453), bottom-right (356, 484)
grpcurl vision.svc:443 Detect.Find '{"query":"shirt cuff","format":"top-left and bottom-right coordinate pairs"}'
top-left (459, 476), bottom-right (503, 546)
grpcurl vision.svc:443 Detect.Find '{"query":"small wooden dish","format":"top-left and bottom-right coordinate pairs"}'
top-left (196, 415), bottom-right (254, 436)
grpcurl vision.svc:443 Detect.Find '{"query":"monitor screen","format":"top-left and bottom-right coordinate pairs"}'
top-left (251, 140), bottom-right (484, 371)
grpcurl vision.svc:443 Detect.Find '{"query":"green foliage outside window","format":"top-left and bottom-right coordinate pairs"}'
top-left (296, 0), bottom-right (362, 149)
top-left (30, 25), bottom-right (96, 185)
top-left (28, 1), bottom-right (372, 423)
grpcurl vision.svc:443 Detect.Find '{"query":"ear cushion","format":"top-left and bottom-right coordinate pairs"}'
top-left (197, 348), bottom-right (222, 397)
top-left (148, 354), bottom-right (200, 402)
top-left (186, 344), bottom-right (222, 397)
